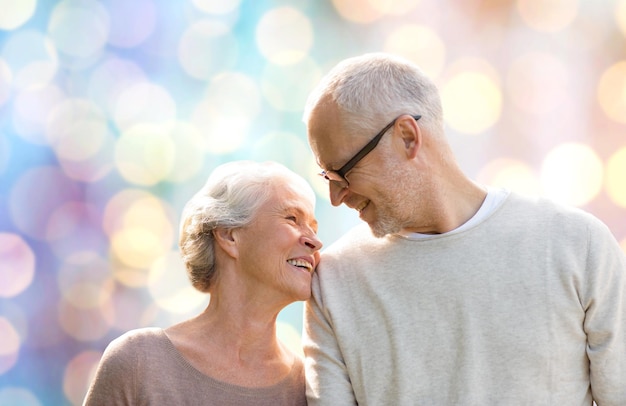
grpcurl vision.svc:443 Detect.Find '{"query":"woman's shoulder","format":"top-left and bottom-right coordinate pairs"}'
top-left (104, 327), bottom-right (168, 358)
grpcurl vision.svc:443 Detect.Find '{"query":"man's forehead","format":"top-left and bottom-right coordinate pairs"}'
top-left (307, 95), bottom-right (342, 135)
top-left (307, 101), bottom-right (350, 169)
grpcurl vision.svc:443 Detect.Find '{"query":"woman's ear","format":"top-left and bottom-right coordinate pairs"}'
top-left (213, 228), bottom-right (239, 259)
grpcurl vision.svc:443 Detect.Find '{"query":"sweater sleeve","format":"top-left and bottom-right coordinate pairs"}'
top-left (82, 333), bottom-right (138, 406)
top-left (581, 217), bottom-right (626, 405)
top-left (303, 270), bottom-right (357, 406)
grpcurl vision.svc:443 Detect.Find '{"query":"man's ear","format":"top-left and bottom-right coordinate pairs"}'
top-left (213, 228), bottom-right (239, 259)
top-left (396, 115), bottom-right (421, 159)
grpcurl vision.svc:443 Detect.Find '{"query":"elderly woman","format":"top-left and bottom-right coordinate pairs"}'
top-left (84, 161), bottom-right (323, 405)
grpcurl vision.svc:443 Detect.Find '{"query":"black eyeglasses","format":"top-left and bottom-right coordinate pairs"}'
top-left (319, 114), bottom-right (421, 188)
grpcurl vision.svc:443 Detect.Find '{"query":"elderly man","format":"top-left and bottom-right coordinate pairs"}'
top-left (302, 53), bottom-right (626, 405)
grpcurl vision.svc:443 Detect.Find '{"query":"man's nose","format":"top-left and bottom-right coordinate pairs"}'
top-left (329, 181), bottom-right (349, 206)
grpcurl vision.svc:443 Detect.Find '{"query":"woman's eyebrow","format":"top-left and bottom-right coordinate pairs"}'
top-left (280, 205), bottom-right (319, 229)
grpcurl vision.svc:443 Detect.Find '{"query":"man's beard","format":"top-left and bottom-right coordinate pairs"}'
top-left (369, 207), bottom-right (405, 238)
top-left (367, 160), bottom-right (421, 238)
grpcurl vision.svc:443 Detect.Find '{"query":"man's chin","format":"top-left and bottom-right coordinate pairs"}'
top-left (361, 208), bottom-right (402, 238)
top-left (367, 220), bottom-right (398, 238)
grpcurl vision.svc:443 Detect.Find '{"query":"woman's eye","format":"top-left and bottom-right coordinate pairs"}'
top-left (286, 215), bottom-right (297, 222)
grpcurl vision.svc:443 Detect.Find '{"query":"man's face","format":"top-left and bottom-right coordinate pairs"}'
top-left (307, 99), bottom-right (418, 237)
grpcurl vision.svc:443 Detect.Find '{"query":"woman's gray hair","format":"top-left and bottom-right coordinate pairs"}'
top-left (179, 160), bottom-right (315, 293)
top-left (303, 53), bottom-right (444, 140)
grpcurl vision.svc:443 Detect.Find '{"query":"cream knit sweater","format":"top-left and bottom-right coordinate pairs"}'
top-left (304, 192), bottom-right (626, 405)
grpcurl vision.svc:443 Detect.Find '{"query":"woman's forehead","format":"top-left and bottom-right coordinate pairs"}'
top-left (257, 183), bottom-right (316, 217)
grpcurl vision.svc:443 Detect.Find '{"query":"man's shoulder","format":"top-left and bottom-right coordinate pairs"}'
top-left (498, 192), bottom-right (601, 227)
top-left (322, 223), bottom-right (380, 255)
top-left (316, 223), bottom-right (392, 280)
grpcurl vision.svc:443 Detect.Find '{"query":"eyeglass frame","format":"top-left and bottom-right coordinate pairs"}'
top-left (319, 114), bottom-right (421, 187)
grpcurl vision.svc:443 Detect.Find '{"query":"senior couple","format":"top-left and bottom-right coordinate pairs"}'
top-left (84, 54), bottom-right (626, 405)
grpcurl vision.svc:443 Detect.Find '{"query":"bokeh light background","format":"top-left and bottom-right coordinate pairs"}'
top-left (0, 0), bottom-right (625, 404)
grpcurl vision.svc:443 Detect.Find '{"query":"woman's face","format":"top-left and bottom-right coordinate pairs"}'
top-left (233, 180), bottom-right (322, 304)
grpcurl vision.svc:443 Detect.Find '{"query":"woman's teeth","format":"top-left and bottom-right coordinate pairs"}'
top-left (287, 259), bottom-right (312, 273)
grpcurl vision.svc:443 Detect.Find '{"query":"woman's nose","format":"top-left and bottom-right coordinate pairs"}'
top-left (302, 233), bottom-right (323, 251)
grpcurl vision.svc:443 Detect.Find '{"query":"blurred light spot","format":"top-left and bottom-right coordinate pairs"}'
top-left (506, 52), bottom-right (570, 115)
top-left (113, 82), bottom-right (177, 131)
top-left (597, 61), bottom-right (626, 124)
top-left (331, 0), bottom-right (386, 23)
top-left (0, 317), bottom-right (20, 374)
top-left (441, 61), bottom-right (502, 134)
top-left (107, 285), bottom-right (154, 330)
top-left (108, 263), bottom-right (147, 289)
top-left (0, 302), bottom-right (28, 346)
top-left (118, 195), bottom-right (175, 240)
top-left (0, 59), bottom-right (11, 106)
top-left (63, 351), bottom-right (102, 406)
top-left (0, 30), bottom-right (58, 89)
top-left (605, 147), bottom-right (626, 208)
top-left (261, 57), bottom-right (320, 111)
top-left (192, 72), bottom-right (260, 154)
top-left (0, 133), bottom-right (9, 176)
top-left (306, 158), bottom-right (330, 199)
top-left (163, 122), bottom-right (207, 183)
top-left (148, 252), bottom-right (206, 314)
top-left (102, 189), bottom-right (155, 237)
top-left (9, 166), bottom-right (82, 240)
top-left (106, 194), bottom-right (175, 283)
top-left (106, 0), bottom-right (156, 48)
top-left (570, 5), bottom-right (613, 52)
top-left (541, 142), bottom-right (603, 206)
top-left (46, 98), bottom-right (109, 161)
top-left (0, 0), bottom-right (36, 30)
top-left (57, 252), bottom-right (114, 309)
top-left (48, 0), bottom-right (110, 58)
top-left (56, 254), bottom-right (115, 342)
top-left (256, 7), bottom-right (313, 65)
top-left (55, 130), bottom-right (116, 183)
top-left (110, 228), bottom-right (162, 270)
top-left (277, 321), bottom-right (303, 357)
top-left (13, 84), bottom-right (65, 145)
top-left (0, 234), bottom-right (35, 298)
top-left (477, 158), bottom-right (541, 197)
top-left (368, 0), bottom-right (420, 15)
top-left (517, 0), bottom-right (578, 32)
top-left (0, 387), bottom-right (41, 406)
top-left (58, 296), bottom-right (113, 341)
top-left (46, 201), bottom-right (98, 241)
top-left (88, 57), bottom-right (147, 116)
top-left (114, 123), bottom-right (176, 186)
top-left (618, 0), bottom-right (626, 38)
top-left (252, 132), bottom-right (315, 176)
top-left (621, 238), bottom-right (626, 255)
top-left (178, 20), bottom-right (238, 80)
top-left (192, 0), bottom-right (241, 14)
top-left (383, 25), bottom-right (446, 79)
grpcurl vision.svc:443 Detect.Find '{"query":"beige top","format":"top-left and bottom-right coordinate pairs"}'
top-left (83, 327), bottom-right (306, 406)
top-left (304, 192), bottom-right (626, 405)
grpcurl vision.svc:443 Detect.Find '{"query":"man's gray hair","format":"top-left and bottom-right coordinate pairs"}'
top-left (303, 53), bottom-right (444, 140)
